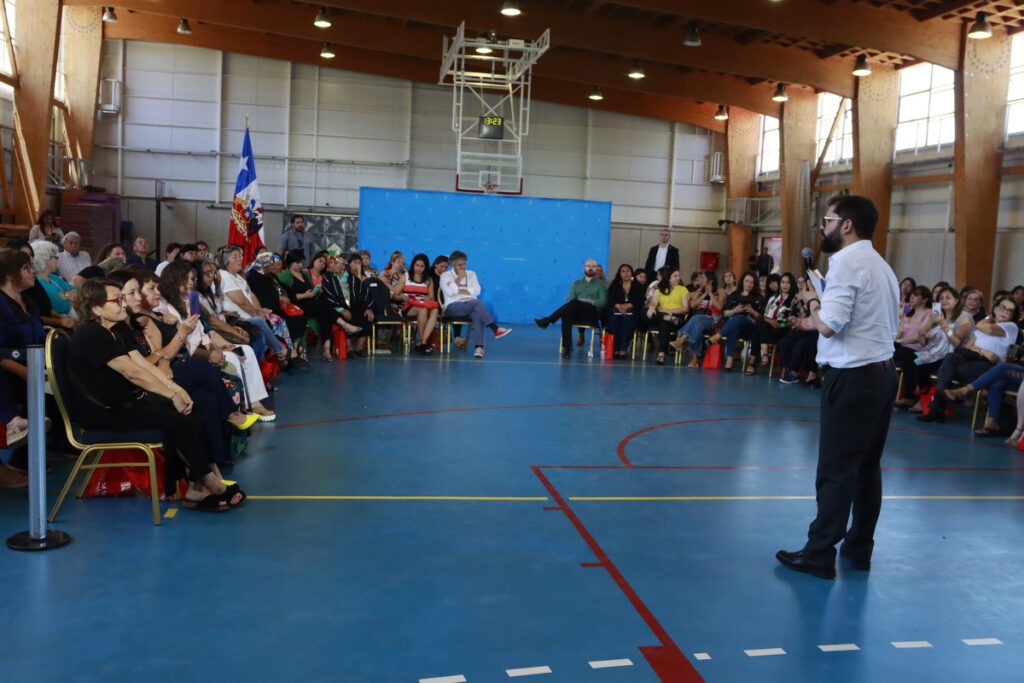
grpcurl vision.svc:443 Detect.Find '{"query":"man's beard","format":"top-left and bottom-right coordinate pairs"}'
top-left (821, 230), bottom-right (843, 254)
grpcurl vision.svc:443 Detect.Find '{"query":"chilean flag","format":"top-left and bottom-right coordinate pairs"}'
top-left (228, 127), bottom-right (265, 264)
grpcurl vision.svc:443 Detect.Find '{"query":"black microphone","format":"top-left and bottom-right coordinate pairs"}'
top-left (801, 247), bottom-right (814, 272)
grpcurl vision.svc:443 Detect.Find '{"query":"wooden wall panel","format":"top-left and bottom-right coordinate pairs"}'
top-left (63, 6), bottom-right (103, 162)
top-left (852, 66), bottom-right (899, 256)
top-left (954, 30), bottom-right (1012, 296)
top-left (778, 89), bottom-right (818, 274)
top-left (726, 108), bottom-right (760, 200)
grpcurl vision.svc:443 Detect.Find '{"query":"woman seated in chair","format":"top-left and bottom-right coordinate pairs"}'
top-left (342, 253), bottom-right (375, 356)
top-left (710, 271), bottom-right (763, 372)
top-left (605, 264), bottom-right (645, 359)
top-left (28, 240), bottom-right (77, 330)
top-left (113, 269), bottom-right (262, 464)
top-left (243, 250), bottom-right (301, 365)
top-left (892, 285), bottom-right (934, 405)
top-left (68, 279), bottom-right (245, 511)
top-left (777, 276), bottom-right (820, 386)
top-left (219, 246), bottom-right (295, 367)
top-left (646, 266), bottom-right (689, 366)
top-left (279, 249), bottom-right (344, 361)
top-left (670, 270), bottom-right (725, 367)
top-left (402, 253), bottom-right (440, 354)
top-left (745, 273), bottom-right (796, 376)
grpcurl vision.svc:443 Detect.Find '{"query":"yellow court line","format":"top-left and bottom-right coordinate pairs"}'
top-left (569, 495), bottom-right (1024, 501)
top-left (248, 495), bottom-right (549, 502)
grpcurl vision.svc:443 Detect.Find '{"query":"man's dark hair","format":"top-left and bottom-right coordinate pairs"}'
top-left (828, 195), bottom-right (878, 240)
top-left (290, 214), bottom-right (304, 225)
top-left (450, 250), bottom-right (467, 262)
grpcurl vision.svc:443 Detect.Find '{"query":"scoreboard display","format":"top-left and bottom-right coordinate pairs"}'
top-left (478, 115), bottom-right (505, 140)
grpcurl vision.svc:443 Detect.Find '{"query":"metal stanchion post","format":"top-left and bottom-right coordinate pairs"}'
top-left (7, 344), bottom-right (71, 551)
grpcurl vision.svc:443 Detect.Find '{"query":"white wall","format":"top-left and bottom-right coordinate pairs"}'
top-left (91, 40), bottom-right (727, 271)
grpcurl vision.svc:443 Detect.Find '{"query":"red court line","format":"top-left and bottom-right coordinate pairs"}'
top-left (532, 466), bottom-right (704, 683)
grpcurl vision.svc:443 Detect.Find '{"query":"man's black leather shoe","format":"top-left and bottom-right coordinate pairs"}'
top-left (776, 549), bottom-right (836, 579)
top-left (534, 317), bottom-right (550, 329)
top-left (839, 544), bottom-right (871, 571)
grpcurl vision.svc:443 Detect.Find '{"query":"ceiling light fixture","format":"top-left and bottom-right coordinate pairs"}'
top-left (967, 12), bottom-right (992, 40)
top-left (102, 6), bottom-right (118, 24)
top-left (714, 104), bottom-right (729, 121)
top-left (772, 83), bottom-right (788, 102)
top-left (500, 1), bottom-right (522, 17)
top-left (320, 42), bottom-right (336, 59)
top-left (588, 85), bottom-right (604, 101)
top-left (314, 7), bottom-right (332, 29)
top-left (628, 60), bottom-right (645, 80)
top-left (475, 30), bottom-right (497, 54)
top-left (176, 18), bottom-right (192, 35)
top-left (683, 23), bottom-right (701, 47)
top-left (852, 53), bottom-right (871, 77)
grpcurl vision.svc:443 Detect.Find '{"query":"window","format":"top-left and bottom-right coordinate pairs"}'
top-left (0, 0), bottom-right (15, 81)
top-left (894, 62), bottom-right (955, 152)
top-left (53, 6), bottom-right (65, 101)
top-left (815, 93), bottom-right (853, 165)
top-left (758, 115), bottom-right (780, 175)
top-left (1006, 33), bottom-right (1024, 137)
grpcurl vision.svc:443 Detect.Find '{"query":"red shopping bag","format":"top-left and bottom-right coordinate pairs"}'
top-left (260, 357), bottom-right (279, 383)
top-left (918, 387), bottom-right (953, 418)
top-left (701, 342), bottom-right (722, 370)
top-left (332, 326), bottom-right (348, 359)
top-left (83, 448), bottom-right (185, 499)
top-left (603, 332), bottom-right (615, 360)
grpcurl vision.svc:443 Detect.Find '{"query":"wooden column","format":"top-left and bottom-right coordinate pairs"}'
top-left (725, 108), bottom-right (760, 274)
top-left (63, 6), bottom-right (103, 162)
top-left (851, 66), bottom-right (899, 257)
top-left (778, 88), bottom-right (818, 274)
top-left (12, 0), bottom-right (62, 224)
top-left (954, 29), bottom-right (1011, 296)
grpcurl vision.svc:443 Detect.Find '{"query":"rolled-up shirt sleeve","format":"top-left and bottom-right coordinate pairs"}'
top-left (817, 262), bottom-right (860, 335)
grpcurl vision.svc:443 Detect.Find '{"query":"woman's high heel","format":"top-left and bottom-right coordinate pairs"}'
top-left (1005, 429), bottom-right (1023, 447)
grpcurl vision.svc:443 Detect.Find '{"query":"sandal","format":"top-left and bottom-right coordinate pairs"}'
top-left (744, 364), bottom-right (756, 376)
top-left (182, 494), bottom-right (230, 512)
top-left (656, 353), bottom-right (665, 366)
top-left (974, 426), bottom-right (1000, 438)
top-left (1005, 429), bottom-right (1023, 447)
top-left (223, 483), bottom-right (247, 508)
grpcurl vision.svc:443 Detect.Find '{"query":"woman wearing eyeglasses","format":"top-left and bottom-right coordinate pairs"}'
top-left (919, 296), bottom-right (1020, 424)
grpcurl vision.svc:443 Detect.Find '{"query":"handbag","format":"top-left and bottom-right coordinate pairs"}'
top-left (603, 331), bottom-right (615, 360)
top-left (332, 326), bottom-right (348, 359)
top-left (280, 300), bottom-right (305, 317)
top-left (701, 342), bottom-right (722, 370)
top-left (917, 386), bottom-right (953, 418)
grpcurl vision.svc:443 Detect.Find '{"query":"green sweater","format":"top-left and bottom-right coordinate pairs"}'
top-left (567, 278), bottom-right (607, 309)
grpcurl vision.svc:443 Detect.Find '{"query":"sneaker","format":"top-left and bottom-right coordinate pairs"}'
top-left (374, 349), bottom-right (392, 355)
top-left (779, 371), bottom-right (800, 384)
top-left (474, 346), bottom-right (485, 359)
top-left (493, 327), bottom-right (512, 340)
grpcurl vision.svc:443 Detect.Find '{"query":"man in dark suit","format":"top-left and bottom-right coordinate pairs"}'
top-left (644, 229), bottom-right (679, 277)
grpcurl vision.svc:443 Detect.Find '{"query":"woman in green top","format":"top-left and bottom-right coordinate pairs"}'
top-left (279, 249), bottom-right (343, 361)
top-left (647, 267), bottom-right (689, 366)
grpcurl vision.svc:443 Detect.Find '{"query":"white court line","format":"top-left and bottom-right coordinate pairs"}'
top-left (963, 638), bottom-right (1003, 646)
top-left (693, 653), bottom-right (712, 661)
top-left (892, 641), bottom-right (933, 649)
top-left (419, 677), bottom-right (467, 683)
top-left (818, 644), bottom-right (861, 652)
top-left (745, 648), bottom-right (786, 657)
top-left (588, 659), bottom-right (633, 669)
top-left (506, 666), bottom-right (552, 677)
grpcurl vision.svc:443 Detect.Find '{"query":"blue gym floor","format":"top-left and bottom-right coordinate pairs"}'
top-left (2, 326), bottom-right (1023, 683)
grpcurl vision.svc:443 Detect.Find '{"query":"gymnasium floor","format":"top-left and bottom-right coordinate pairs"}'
top-left (2, 326), bottom-right (1023, 683)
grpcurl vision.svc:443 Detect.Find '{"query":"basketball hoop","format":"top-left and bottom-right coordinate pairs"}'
top-left (482, 182), bottom-right (498, 195)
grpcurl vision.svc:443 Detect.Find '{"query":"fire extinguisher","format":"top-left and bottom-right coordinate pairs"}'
top-left (603, 331), bottom-right (615, 360)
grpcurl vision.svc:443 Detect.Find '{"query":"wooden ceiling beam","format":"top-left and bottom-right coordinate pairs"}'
top-left (912, 1), bottom-right (982, 22)
top-left (101, 11), bottom-right (727, 133)
top-left (313, 0), bottom-right (858, 96)
top-left (77, 1), bottom-right (786, 117)
top-left (590, 0), bottom-right (961, 68)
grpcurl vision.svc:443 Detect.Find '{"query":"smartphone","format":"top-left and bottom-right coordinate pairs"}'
top-left (932, 302), bottom-right (942, 315)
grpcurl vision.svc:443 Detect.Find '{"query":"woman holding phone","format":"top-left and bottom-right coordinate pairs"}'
top-left (280, 249), bottom-right (341, 361)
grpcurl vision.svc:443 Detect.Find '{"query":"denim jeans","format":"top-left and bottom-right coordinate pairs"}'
top-left (679, 314), bottom-right (714, 355)
top-left (721, 315), bottom-right (756, 357)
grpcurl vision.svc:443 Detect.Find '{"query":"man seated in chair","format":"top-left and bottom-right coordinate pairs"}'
top-left (439, 250), bottom-right (512, 359)
top-left (534, 259), bottom-right (608, 358)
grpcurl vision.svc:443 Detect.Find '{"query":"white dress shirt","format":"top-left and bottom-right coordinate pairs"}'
top-left (816, 240), bottom-right (900, 369)
top-left (439, 270), bottom-right (481, 310)
top-left (654, 244), bottom-right (669, 271)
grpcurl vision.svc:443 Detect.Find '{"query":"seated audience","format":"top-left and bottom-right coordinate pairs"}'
top-left (154, 242), bottom-right (181, 277)
top-left (439, 250), bottom-right (511, 359)
top-left (219, 245), bottom-right (292, 366)
top-left (28, 209), bottom-right (64, 244)
top-left (919, 296), bottom-right (1020, 423)
top-left (892, 285), bottom-right (934, 403)
top-left (899, 277), bottom-right (916, 316)
top-left (95, 243), bottom-right (128, 273)
top-left (57, 232), bottom-right (92, 282)
top-left (319, 253), bottom-right (361, 340)
top-left (196, 241), bottom-right (211, 263)
top-left (746, 272), bottom-right (796, 375)
top-left (931, 281), bottom-right (951, 304)
top-left (645, 266), bottom-right (689, 366)
top-left (721, 270), bottom-right (737, 297)
top-left (360, 250), bottom-right (379, 278)
top-left (670, 270), bottom-right (725, 367)
top-left (246, 250), bottom-right (302, 362)
top-left (534, 259), bottom-right (607, 358)
top-left (69, 279), bottom-right (244, 511)
top-left (962, 288), bottom-right (986, 323)
top-left (403, 253), bottom-right (440, 354)
top-left (195, 260), bottom-right (269, 363)
top-left (777, 276), bottom-right (820, 385)
top-left (605, 264), bottom-right (645, 359)
top-left (342, 253), bottom-right (374, 356)
top-left (945, 362), bottom-right (1024, 436)
top-left (27, 239), bottom-right (77, 329)
top-left (126, 236), bottom-right (157, 271)
top-left (279, 249), bottom-right (342, 361)
top-left (710, 271), bottom-right (763, 372)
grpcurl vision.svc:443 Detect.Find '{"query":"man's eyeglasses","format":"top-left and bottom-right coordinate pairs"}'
top-left (820, 215), bottom-right (841, 228)
top-left (105, 294), bottom-right (127, 306)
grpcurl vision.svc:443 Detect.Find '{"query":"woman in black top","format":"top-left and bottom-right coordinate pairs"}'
top-left (711, 270), bottom-right (764, 371)
top-left (246, 251), bottom-right (307, 348)
top-left (281, 249), bottom-right (341, 361)
top-left (68, 279), bottom-right (244, 511)
top-left (604, 264), bottom-right (645, 358)
top-left (342, 253), bottom-right (373, 356)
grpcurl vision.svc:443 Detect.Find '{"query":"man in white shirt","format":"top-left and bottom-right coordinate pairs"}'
top-left (644, 229), bottom-right (679, 277)
top-left (439, 250), bottom-right (512, 359)
top-left (56, 232), bottom-right (93, 282)
top-left (777, 195), bottom-right (899, 580)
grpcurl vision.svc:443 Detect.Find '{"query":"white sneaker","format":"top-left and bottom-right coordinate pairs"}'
top-left (474, 347), bottom-right (485, 359)
top-left (493, 327), bottom-right (512, 340)
top-left (374, 349), bottom-right (391, 355)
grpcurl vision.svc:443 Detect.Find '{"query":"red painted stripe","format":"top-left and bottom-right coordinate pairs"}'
top-left (532, 466), bottom-right (705, 683)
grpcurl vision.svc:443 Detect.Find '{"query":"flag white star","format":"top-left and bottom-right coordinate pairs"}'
top-left (238, 155), bottom-right (249, 174)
